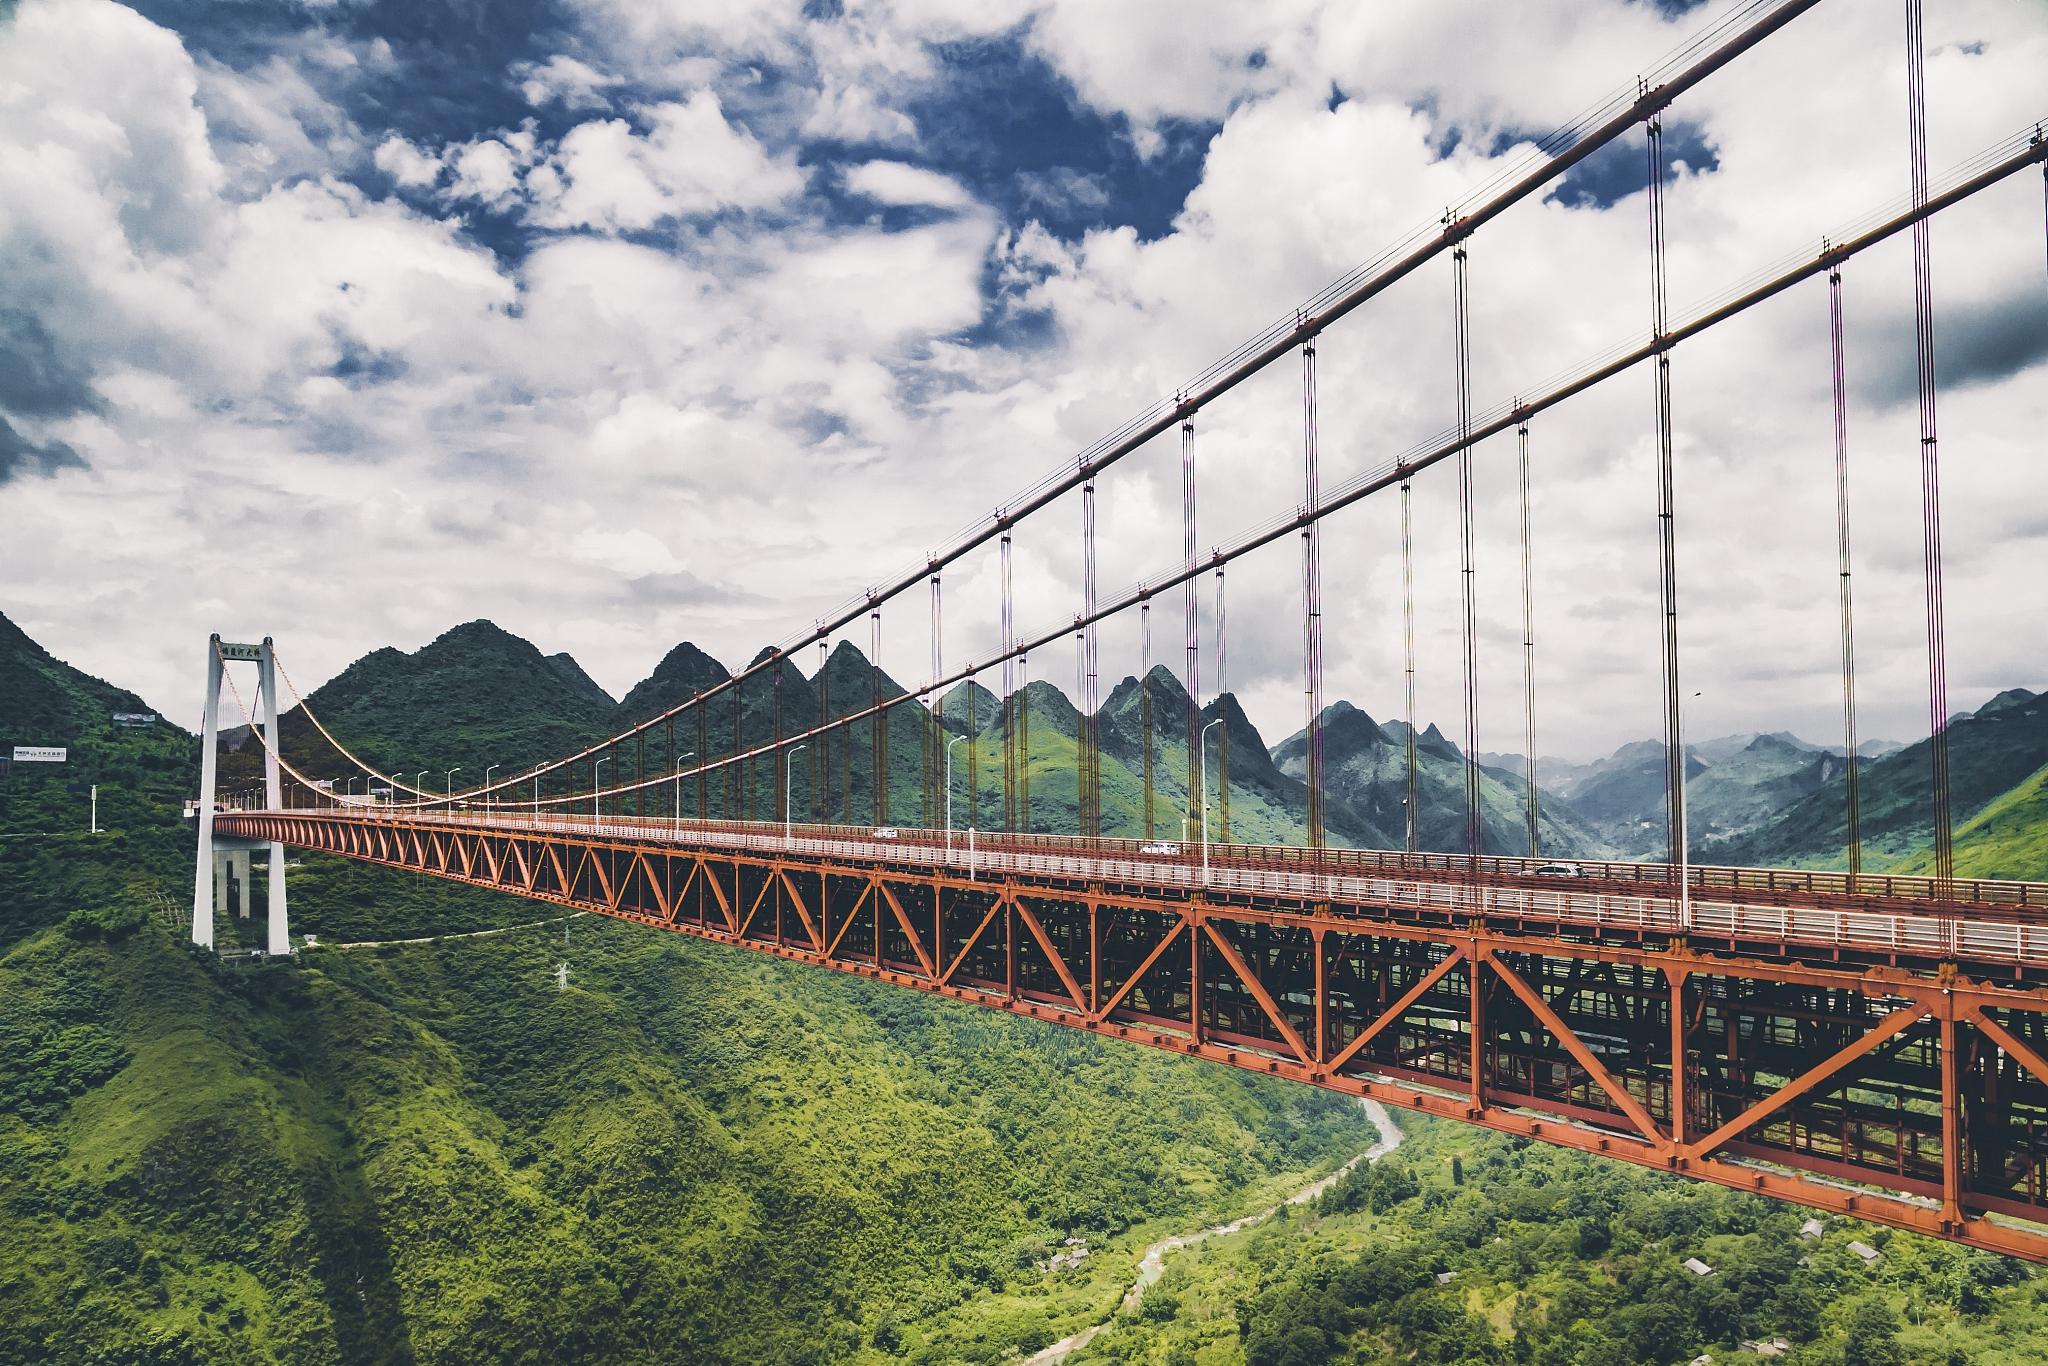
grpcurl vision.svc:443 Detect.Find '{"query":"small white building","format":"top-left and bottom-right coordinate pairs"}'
top-left (1798, 1218), bottom-right (1825, 1240)
top-left (1848, 1240), bottom-right (1881, 1264)
top-left (1683, 1257), bottom-right (1714, 1277)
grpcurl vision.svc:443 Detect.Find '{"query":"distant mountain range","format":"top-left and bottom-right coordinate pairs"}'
top-left (6, 609), bottom-right (2045, 878)
top-left (1709, 688), bottom-right (2048, 874)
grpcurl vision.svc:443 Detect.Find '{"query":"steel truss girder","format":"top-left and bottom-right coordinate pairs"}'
top-left (223, 812), bottom-right (2048, 1262)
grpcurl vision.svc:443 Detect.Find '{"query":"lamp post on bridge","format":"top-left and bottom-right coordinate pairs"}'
top-left (1197, 716), bottom-right (1225, 887)
top-left (484, 763), bottom-right (500, 818)
top-left (593, 755), bottom-right (609, 822)
top-left (531, 765), bottom-right (544, 826)
top-left (1679, 691), bottom-right (1700, 934)
top-left (673, 752), bottom-right (695, 835)
top-left (444, 768), bottom-right (461, 816)
top-left (414, 771), bottom-right (428, 811)
top-left (785, 745), bottom-right (807, 848)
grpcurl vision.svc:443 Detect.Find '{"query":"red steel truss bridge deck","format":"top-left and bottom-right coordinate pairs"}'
top-left (218, 807), bottom-right (2048, 1261)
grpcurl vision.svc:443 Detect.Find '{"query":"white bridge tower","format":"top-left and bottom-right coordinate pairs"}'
top-left (191, 634), bottom-right (290, 954)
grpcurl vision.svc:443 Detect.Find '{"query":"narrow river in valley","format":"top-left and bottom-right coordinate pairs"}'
top-left (1020, 1099), bottom-right (1404, 1365)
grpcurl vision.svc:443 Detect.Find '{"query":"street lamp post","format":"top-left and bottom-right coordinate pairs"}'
top-left (484, 764), bottom-right (500, 817)
top-left (413, 771), bottom-right (429, 811)
top-left (1198, 717), bottom-right (1225, 886)
top-left (593, 756), bottom-right (609, 822)
top-left (444, 768), bottom-right (461, 814)
top-left (946, 734), bottom-right (968, 855)
top-left (784, 745), bottom-right (807, 846)
top-left (673, 752), bottom-right (696, 834)
top-left (531, 766), bottom-right (543, 825)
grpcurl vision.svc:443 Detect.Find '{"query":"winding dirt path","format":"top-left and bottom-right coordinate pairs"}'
top-left (1020, 1099), bottom-right (1404, 1365)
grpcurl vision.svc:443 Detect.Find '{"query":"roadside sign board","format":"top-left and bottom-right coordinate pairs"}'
top-left (12, 746), bottom-right (67, 763)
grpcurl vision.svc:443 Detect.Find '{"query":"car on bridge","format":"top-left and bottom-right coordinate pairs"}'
top-left (1140, 842), bottom-right (1181, 856)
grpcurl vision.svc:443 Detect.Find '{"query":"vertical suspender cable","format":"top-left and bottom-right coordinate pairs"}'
top-left (1182, 418), bottom-right (1201, 840)
top-left (1829, 266), bottom-right (1863, 883)
top-left (1080, 478), bottom-right (1102, 837)
top-left (842, 645), bottom-right (854, 824)
top-left (1518, 419), bottom-right (1539, 857)
top-left (816, 641), bottom-right (828, 823)
top-left (1649, 112), bottom-right (1687, 877)
top-left (1301, 337), bottom-right (1326, 848)
top-left (1453, 241), bottom-right (1482, 860)
top-left (1001, 528), bottom-right (1016, 833)
top-left (965, 666), bottom-right (978, 833)
top-left (1081, 622), bottom-right (1097, 827)
top-left (1141, 599), bottom-right (1155, 841)
top-left (772, 658), bottom-right (784, 827)
top-left (1401, 474), bottom-right (1419, 853)
top-left (928, 572), bottom-right (942, 828)
top-left (1019, 648), bottom-right (1031, 832)
top-left (697, 692), bottom-right (708, 820)
top-left (730, 680), bottom-right (743, 819)
top-left (871, 605), bottom-right (886, 828)
top-left (1906, 0), bottom-right (1952, 897)
top-left (1215, 561), bottom-right (1230, 844)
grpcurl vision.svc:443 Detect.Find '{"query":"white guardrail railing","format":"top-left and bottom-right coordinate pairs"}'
top-left (224, 809), bottom-right (2048, 967)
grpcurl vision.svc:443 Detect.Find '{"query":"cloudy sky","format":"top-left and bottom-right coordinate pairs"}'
top-left (0, 0), bottom-right (2042, 762)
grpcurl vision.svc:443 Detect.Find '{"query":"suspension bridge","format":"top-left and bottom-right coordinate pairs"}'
top-left (190, 0), bottom-right (2048, 1260)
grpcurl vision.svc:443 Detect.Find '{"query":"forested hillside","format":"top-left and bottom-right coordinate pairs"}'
top-left (0, 613), bottom-right (1380, 1365)
top-left (1073, 1116), bottom-right (2048, 1365)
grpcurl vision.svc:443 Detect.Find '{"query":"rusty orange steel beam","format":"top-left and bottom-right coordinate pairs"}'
top-left (222, 811), bottom-right (2048, 1263)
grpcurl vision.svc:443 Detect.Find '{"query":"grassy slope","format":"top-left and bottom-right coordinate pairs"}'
top-left (1889, 761), bottom-right (2048, 882)
top-left (0, 911), bottom-right (1377, 1365)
